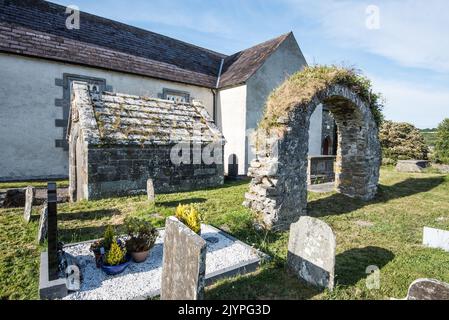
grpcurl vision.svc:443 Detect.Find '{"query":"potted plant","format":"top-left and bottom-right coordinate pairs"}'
top-left (125, 217), bottom-right (158, 263)
top-left (101, 240), bottom-right (130, 276)
top-left (90, 225), bottom-right (130, 275)
top-left (175, 204), bottom-right (202, 235)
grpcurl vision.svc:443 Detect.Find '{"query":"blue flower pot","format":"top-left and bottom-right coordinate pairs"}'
top-left (101, 256), bottom-right (131, 276)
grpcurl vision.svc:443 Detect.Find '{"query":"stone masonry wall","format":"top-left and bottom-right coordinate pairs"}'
top-left (244, 85), bottom-right (381, 230)
top-left (87, 144), bottom-right (224, 200)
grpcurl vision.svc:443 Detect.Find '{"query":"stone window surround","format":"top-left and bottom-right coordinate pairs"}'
top-left (55, 73), bottom-right (112, 151)
top-left (161, 88), bottom-right (191, 103)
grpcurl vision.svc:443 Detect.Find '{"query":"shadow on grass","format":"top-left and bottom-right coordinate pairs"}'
top-left (335, 246), bottom-right (395, 287)
top-left (158, 198), bottom-right (207, 208)
top-left (58, 209), bottom-right (121, 222)
top-left (206, 264), bottom-right (321, 300)
top-left (59, 224), bottom-right (126, 244)
top-left (308, 176), bottom-right (445, 217)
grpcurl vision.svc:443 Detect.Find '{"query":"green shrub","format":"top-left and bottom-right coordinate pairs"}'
top-left (105, 241), bottom-right (126, 266)
top-left (103, 225), bottom-right (115, 251)
top-left (434, 118), bottom-right (449, 164)
top-left (379, 121), bottom-right (429, 163)
top-left (124, 217), bottom-right (158, 253)
top-left (175, 204), bottom-right (201, 234)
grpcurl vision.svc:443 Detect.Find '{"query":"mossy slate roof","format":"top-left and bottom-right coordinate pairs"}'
top-left (0, 0), bottom-right (293, 89)
top-left (71, 82), bottom-right (225, 146)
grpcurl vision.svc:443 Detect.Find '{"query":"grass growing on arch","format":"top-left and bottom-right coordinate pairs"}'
top-left (259, 65), bottom-right (384, 132)
top-left (1, 168), bottom-right (449, 300)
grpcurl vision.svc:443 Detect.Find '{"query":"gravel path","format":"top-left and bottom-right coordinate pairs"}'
top-left (63, 225), bottom-right (261, 300)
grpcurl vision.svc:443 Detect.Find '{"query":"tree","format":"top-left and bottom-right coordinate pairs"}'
top-left (434, 118), bottom-right (449, 164)
top-left (379, 121), bottom-right (429, 164)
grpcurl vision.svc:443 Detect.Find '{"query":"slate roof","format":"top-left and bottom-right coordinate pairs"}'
top-left (0, 0), bottom-right (295, 89)
top-left (71, 82), bottom-right (225, 146)
top-left (219, 33), bottom-right (292, 88)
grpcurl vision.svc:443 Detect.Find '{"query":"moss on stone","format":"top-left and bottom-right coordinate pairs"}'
top-left (258, 65), bottom-right (384, 132)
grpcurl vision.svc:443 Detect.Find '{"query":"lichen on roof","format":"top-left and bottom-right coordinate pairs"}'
top-left (73, 85), bottom-right (224, 146)
top-left (258, 65), bottom-right (384, 132)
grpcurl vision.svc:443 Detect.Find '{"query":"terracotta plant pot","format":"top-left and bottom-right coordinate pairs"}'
top-left (131, 250), bottom-right (150, 263)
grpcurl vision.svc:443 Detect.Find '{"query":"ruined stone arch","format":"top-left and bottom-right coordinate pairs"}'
top-left (244, 84), bottom-right (381, 230)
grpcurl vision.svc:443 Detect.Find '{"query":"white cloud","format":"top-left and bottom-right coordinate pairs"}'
top-left (371, 76), bottom-right (449, 128)
top-left (284, 0), bottom-right (449, 73)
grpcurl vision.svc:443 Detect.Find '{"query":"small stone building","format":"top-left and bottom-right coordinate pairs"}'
top-left (68, 82), bottom-right (225, 201)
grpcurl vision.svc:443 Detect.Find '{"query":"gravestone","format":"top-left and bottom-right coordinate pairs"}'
top-left (37, 203), bottom-right (48, 244)
top-left (147, 179), bottom-right (155, 202)
top-left (39, 183), bottom-right (68, 299)
top-left (407, 279), bottom-right (449, 300)
top-left (161, 216), bottom-right (207, 300)
top-left (287, 216), bottom-right (336, 290)
top-left (47, 183), bottom-right (59, 281)
top-left (23, 186), bottom-right (35, 223)
top-left (396, 160), bottom-right (429, 173)
top-left (423, 227), bottom-right (449, 252)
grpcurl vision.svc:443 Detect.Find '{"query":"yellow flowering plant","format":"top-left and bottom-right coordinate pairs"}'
top-left (175, 204), bottom-right (202, 234)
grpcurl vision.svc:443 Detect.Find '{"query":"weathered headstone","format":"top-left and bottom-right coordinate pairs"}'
top-left (23, 186), bottom-right (35, 223)
top-left (161, 216), bottom-right (207, 300)
top-left (406, 279), bottom-right (449, 300)
top-left (396, 160), bottom-right (429, 173)
top-left (147, 179), bottom-right (155, 202)
top-left (287, 216), bottom-right (336, 290)
top-left (423, 227), bottom-right (449, 252)
top-left (37, 203), bottom-right (48, 244)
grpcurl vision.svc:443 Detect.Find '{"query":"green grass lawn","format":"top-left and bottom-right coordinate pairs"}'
top-left (0, 180), bottom-right (69, 190)
top-left (1, 168), bottom-right (448, 300)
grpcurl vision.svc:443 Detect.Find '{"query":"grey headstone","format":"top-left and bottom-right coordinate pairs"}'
top-left (23, 186), bottom-right (35, 223)
top-left (147, 179), bottom-right (155, 202)
top-left (407, 279), bottom-right (449, 300)
top-left (161, 217), bottom-right (206, 300)
top-left (396, 160), bottom-right (429, 173)
top-left (37, 204), bottom-right (48, 244)
top-left (287, 216), bottom-right (336, 290)
top-left (423, 227), bottom-right (449, 252)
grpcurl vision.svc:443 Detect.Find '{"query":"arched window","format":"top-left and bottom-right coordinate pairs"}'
top-left (322, 136), bottom-right (331, 155)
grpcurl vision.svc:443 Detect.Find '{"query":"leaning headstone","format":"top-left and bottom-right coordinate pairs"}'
top-left (147, 179), bottom-right (155, 202)
top-left (37, 203), bottom-right (48, 244)
top-left (406, 279), bottom-right (449, 300)
top-left (423, 227), bottom-right (449, 252)
top-left (396, 160), bottom-right (429, 173)
top-left (287, 216), bottom-right (336, 290)
top-left (23, 186), bottom-right (35, 223)
top-left (161, 216), bottom-right (207, 300)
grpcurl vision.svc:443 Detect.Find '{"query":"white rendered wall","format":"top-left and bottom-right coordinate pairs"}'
top-left (216, 85), bottom-right (247, 176)
top-left (0, 53), bottom-right (214, 180)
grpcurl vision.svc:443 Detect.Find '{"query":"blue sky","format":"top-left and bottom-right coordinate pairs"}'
top-left (51, 0), bottom-right (449, 129)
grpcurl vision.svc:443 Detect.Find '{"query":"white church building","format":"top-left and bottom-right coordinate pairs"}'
top-left (0, 0), bottom-right (324, 181)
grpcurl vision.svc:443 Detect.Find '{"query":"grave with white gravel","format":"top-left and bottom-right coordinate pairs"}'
top-left (63, 224), bottom-right (266, 300)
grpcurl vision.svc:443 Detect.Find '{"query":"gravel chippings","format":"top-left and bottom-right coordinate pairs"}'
top-left (63, 224), bottom-right (261, 300)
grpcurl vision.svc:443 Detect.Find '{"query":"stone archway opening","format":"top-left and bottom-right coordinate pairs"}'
top-left (244, 67), bottom-right (382, 231)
